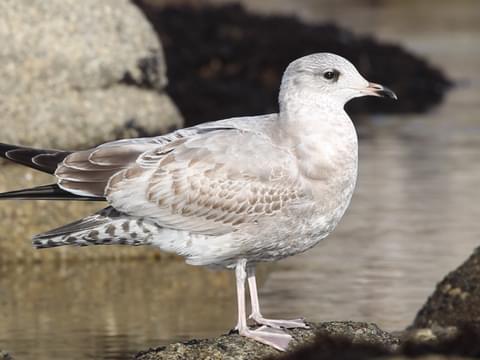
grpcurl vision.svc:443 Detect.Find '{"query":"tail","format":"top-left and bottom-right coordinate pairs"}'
top-left (0, 143), bottom-right (101, 201)
top-left (33, 207), bottom-right (158, 248)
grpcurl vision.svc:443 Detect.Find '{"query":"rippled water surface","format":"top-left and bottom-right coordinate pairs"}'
top-left (1, 1), bottom-right (480, 359)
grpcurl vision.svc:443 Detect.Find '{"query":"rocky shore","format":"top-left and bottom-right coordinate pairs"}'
top-left (134, 321), bottom-right (479, 360)
top-left (135, 247), bottom-right (480, 359)
top-left (134, 321), bottom-right (399, 360)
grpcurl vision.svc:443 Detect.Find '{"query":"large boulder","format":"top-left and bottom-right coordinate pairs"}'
top-left (0, 0), bottom-right (182, 262)
top-left (0, 0), bottom-right (182, 149)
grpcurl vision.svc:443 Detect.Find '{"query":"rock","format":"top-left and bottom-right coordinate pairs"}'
top-left (0, 0), bottom-right (183, 149)
top-left (402, 326), bottom-right (459, 344)
top-left (134, 321), bottom-right (399, 360)
top-left (1, 86), bottom-right (180, 149)
top-left (134, 2), bottom-right (452, 127)
top-left (396, 324), bottom-right (480, 360)
top-left (412, 247), bottom-right (480, 328)
top-left (135, 321), bottom-right (480, 360)
top-left (134, 317), bottom-right (480, 360)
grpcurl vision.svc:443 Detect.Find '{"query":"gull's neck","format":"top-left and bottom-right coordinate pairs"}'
top-left (278, 86), bottom-right (353, 140)
top-left (276, 84), bottom-right (358, 197)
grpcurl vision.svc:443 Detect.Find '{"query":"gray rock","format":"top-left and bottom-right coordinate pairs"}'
top-left (1, 86), bottom-right (181, 149)
top-left (412, 247), bottom-right (480, 328)
top-left (0, 0), bottom-right (166, 93)
top-left (134, 321), bottom-right (399, 360)
top-left (0, 0), bottom-right (183, 149)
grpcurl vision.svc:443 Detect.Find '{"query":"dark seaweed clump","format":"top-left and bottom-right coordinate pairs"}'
top-left (134, 2), bottom-right (452, 127)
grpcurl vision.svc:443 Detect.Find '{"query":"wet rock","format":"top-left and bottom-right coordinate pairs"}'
top-left (412, 247), bottom-right (480, 328)
top-left (134, 321), bottom-right (399, 360)
top-left (0, 0), bottom-right (182, 149)
top-left (133, 2), bottom-right (452, 127)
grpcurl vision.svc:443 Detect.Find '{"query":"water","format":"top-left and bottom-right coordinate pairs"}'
top-left (257, 0), bottom-right (480, 331)
top-left (1, 1), bottom-right (480, 359)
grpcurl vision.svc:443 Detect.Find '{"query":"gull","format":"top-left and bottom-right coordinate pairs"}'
top-left (0, 53), bottom-right (396, 351)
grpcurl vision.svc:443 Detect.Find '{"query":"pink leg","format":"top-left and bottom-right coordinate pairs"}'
top-left (234, 259), bottom-right (292, 351)
top-left (247, 265), bottom-right (309, 329)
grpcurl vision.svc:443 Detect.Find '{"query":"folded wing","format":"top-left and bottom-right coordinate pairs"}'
top-left (105, 129), bottom-right (306, 235)
top-left (55, 115), bottom-right (306, 236)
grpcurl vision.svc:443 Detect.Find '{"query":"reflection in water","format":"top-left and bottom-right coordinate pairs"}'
top-left (0, 260), bottom-right (238, 359)
top-left (1, 1), bottom-right (480, 359)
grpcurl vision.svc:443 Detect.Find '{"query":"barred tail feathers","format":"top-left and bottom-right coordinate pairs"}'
top-left (32, 206), bottom-right (161, 249)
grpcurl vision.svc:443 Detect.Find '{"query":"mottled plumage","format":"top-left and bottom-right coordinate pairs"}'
top-left (0, 53), bottom-right (396, 351)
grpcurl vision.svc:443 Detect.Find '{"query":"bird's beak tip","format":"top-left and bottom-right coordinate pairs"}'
top-left (366, 82), bottom-right (398, 100)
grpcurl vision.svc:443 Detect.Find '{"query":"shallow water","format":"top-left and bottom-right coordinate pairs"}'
top-left (1, 1), bottom-right (480, 359)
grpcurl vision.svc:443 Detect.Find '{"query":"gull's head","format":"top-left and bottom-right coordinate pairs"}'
top-left (280, 53), bottom-right (397, 108)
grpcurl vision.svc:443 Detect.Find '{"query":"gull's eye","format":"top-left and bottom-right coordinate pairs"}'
top-left (323, 69), bottom-right (339, 81)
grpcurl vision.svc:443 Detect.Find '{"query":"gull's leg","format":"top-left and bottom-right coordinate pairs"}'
top-left (247, 265), bottom-right (309, 329)
top-left (234, 259), bottom-right (292, 351)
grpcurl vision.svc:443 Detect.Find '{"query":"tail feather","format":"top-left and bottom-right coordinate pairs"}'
top-left (0, 142), bottom-right (70, 174)
top-left (0, 184), bottom-right (103, 201)
top-left (33, 206), bottom-right (159, 248)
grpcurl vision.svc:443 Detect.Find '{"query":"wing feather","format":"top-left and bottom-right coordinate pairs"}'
top-left (52, 113), bottom-right (290, 233)
top-left (53, 118), bottom-right (251, 198)
top-left (105, 128), bottom-right (305, 235)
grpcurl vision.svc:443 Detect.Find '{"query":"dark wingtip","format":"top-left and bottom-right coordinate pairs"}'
top-left (0, 184), bottom-right (105, 201)
top-left (0, 143), bottom-right (70, 174)
top-left (0, 143), bottom-right (19, 157)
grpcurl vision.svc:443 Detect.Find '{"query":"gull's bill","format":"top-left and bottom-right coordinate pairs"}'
top-left (362, 82), bottom-right (398, 99)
